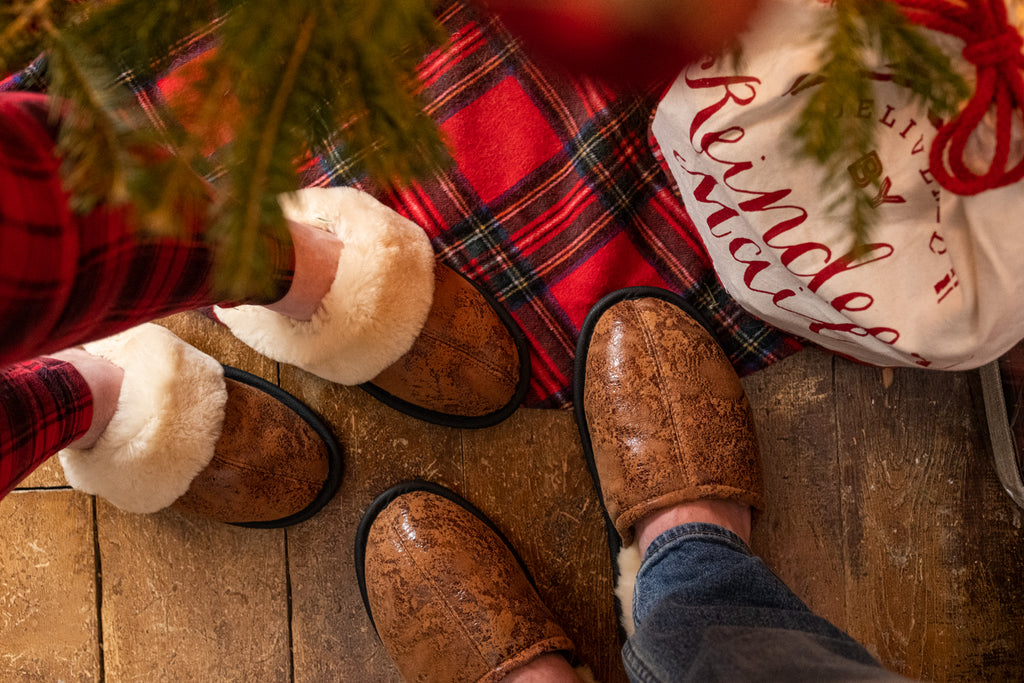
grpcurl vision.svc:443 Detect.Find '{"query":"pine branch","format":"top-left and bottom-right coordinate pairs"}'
top-left (10, 0), bottom-right (448, 298)
top-left (45, 28), bottom-right (142, 212)
top-left (212, 10), bottom-right (318, 300)
top-left (65, 0), bottom-right (228, 80)
top-left (307, 0), bottom-right (449, 182)
top-left (791, 0), bottom-right (968, 247)
top-left (132, 64), bottom-right (233, 237)
top-left (871, 1), bottom-right (968, 111)
top-left (200, 0), bottom-right (447, 296)
top-left (0, 0), bottom-right (65, 75)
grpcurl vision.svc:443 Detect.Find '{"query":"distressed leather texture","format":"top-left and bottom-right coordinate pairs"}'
top-left (583, 297), bottom-right (764, 545)
top-left (370, 263), bottom-right (521, 418)
top-left (364, 490), bottom-right (574, 682)
top-left (172, 378), bottom-right (330, 523)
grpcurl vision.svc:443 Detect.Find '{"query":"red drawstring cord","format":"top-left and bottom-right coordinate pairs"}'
top-left (896, 0), bottom-right (1024, 195)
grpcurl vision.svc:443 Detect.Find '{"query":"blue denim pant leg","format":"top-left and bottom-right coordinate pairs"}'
top-left (622, 523), bottom-right (908, 682)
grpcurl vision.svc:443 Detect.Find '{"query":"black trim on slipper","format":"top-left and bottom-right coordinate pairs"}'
top-left (354, 480), bottom-right (537, 638)
top-left (572, 286), bottom-right (720, 642)
top-left (359, 267), bottom-right (532, 430)
top-left (222, 365), bottom-right (343, 529)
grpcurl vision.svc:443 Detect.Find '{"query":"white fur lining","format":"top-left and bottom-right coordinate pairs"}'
top-left (58, 324), bottom-right (227, 513)
top-left (215, 187), bottom-right (436, 385)
top-left (616, 542), bottom-right (642, 638)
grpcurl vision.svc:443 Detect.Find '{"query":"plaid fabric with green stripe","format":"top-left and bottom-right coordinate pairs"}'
top-left (301, 1), bottom-right (800, 407)
top-left (19, 0), bottom-right (801, 409)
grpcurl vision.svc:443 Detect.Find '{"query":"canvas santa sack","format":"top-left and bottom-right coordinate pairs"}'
top-left (651, 0), bottom-right (1024, 370)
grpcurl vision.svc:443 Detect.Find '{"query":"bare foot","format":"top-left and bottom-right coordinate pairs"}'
top-left (501, 653), bottom-right (581, 682)
top-left (635, 499), bottom-right (752, 556)
top-left (262, 220), bottom-right (342, 321)
top-left (48, 347), bottom-right (124, 450)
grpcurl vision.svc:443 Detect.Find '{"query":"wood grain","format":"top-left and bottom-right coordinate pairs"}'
top-left (835, 361), bottom-right (1024, 681)
top-left (745, 348), bottom-right (848, 629)
top-left (155, 311), bottom-right (277, 382)
top-left (5, 307), bottom-right (1024, 681)
top-left (17, 459), bottom-right (67, 490)
top-left (282, 364), bottom-right (465, 683)
top-left (92, 313), bottom-right (291, 682)
top-left (96, 502), bottom-right (291, 682)
top-left (463, 407), bottom-right (627, 682)
top-left (0, 490), bottom-right (99, 682)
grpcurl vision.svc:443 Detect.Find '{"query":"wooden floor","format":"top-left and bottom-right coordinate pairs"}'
top-left (2, 310), bottom-right (1024, 682)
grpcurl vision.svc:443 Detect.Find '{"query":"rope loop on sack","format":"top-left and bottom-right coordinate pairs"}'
top-left (962, 26), bottom-right (1024, 67)
top-left (898, 0), bottom-right (1024, 194)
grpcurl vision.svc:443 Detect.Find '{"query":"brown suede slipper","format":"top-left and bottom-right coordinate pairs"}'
top-left (355, 481), bottom-right (580, 683)
top-left (573, 287), bottom-right (763, 634)
top-left (361, 262), bottom-right (531, 429)
top-left (215, 188), bottom-right (530, 429)
top-left (59, 324), bottom-right (341, 528)
top-left (172, 366), bottom-right (343, 528)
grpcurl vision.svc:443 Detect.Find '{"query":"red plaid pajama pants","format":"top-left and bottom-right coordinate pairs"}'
top-left (0, 92), bottom-right (292, 498)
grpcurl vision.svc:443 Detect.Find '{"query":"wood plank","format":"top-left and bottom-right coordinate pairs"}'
top-left (462, 407), bottom-right (626, 682)
top-left (281, 365), bottom-right (465, 683)
top-left (835, 361), bottom-right (1024, 681)
top-left (745, 348), bottom-right (848, 628)
top-left (17, 459), bottom-right (66, 490)
top-left (96, 501), bottom-right (291, 681)
top-left (0, 490), bottom-right (99, 682)
top-left (155, 311), bottom-right (277, 382)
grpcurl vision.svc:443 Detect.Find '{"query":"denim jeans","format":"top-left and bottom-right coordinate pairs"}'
top-left (622, 523), bottom-right (909, 682)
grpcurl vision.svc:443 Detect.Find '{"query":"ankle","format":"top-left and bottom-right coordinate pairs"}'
top-left (501, 653), bottom-right (580, 683)
top-left (262, 220), bottom-right (342, 321)
top-left (635, 499), bottom-right (752, 556)
top-left (49, 348), bottom-right (124, 450)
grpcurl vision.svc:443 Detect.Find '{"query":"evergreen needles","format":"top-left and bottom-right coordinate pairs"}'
top-left (2, 0), bottom-right (447, 299)
top-left (792, 0), bottom-right (969, 246)
top-left (3, 0), bottom-right (975, 285)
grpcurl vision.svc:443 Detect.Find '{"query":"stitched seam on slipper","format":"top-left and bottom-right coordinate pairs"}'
top-left (628, 302), bottom-right (688, 487)
top-left (414, 328), bottom-right (516, 381)
top-left (209, 457), bottom-right (323, 485)
top-left (388, 514), bottom-right (493, 671)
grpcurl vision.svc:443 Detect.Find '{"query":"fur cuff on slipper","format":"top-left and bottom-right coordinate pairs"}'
top-left (215, 187), bottom-right (436, 385)
top-left (58, 324), bottom-right (227, 513)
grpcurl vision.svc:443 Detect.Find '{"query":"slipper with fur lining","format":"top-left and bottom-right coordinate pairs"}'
top-left (573, 286), bottom-right (758, 639)
top-left (215, 187), bottom-right (530, 429)
top-left (216, 187), bottom-right (435, 387)
top-left (59, 323), bottom-right (341, 528)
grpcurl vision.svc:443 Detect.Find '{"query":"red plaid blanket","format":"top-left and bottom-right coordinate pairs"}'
top-left (3, 1), bottom-right (801, 409)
